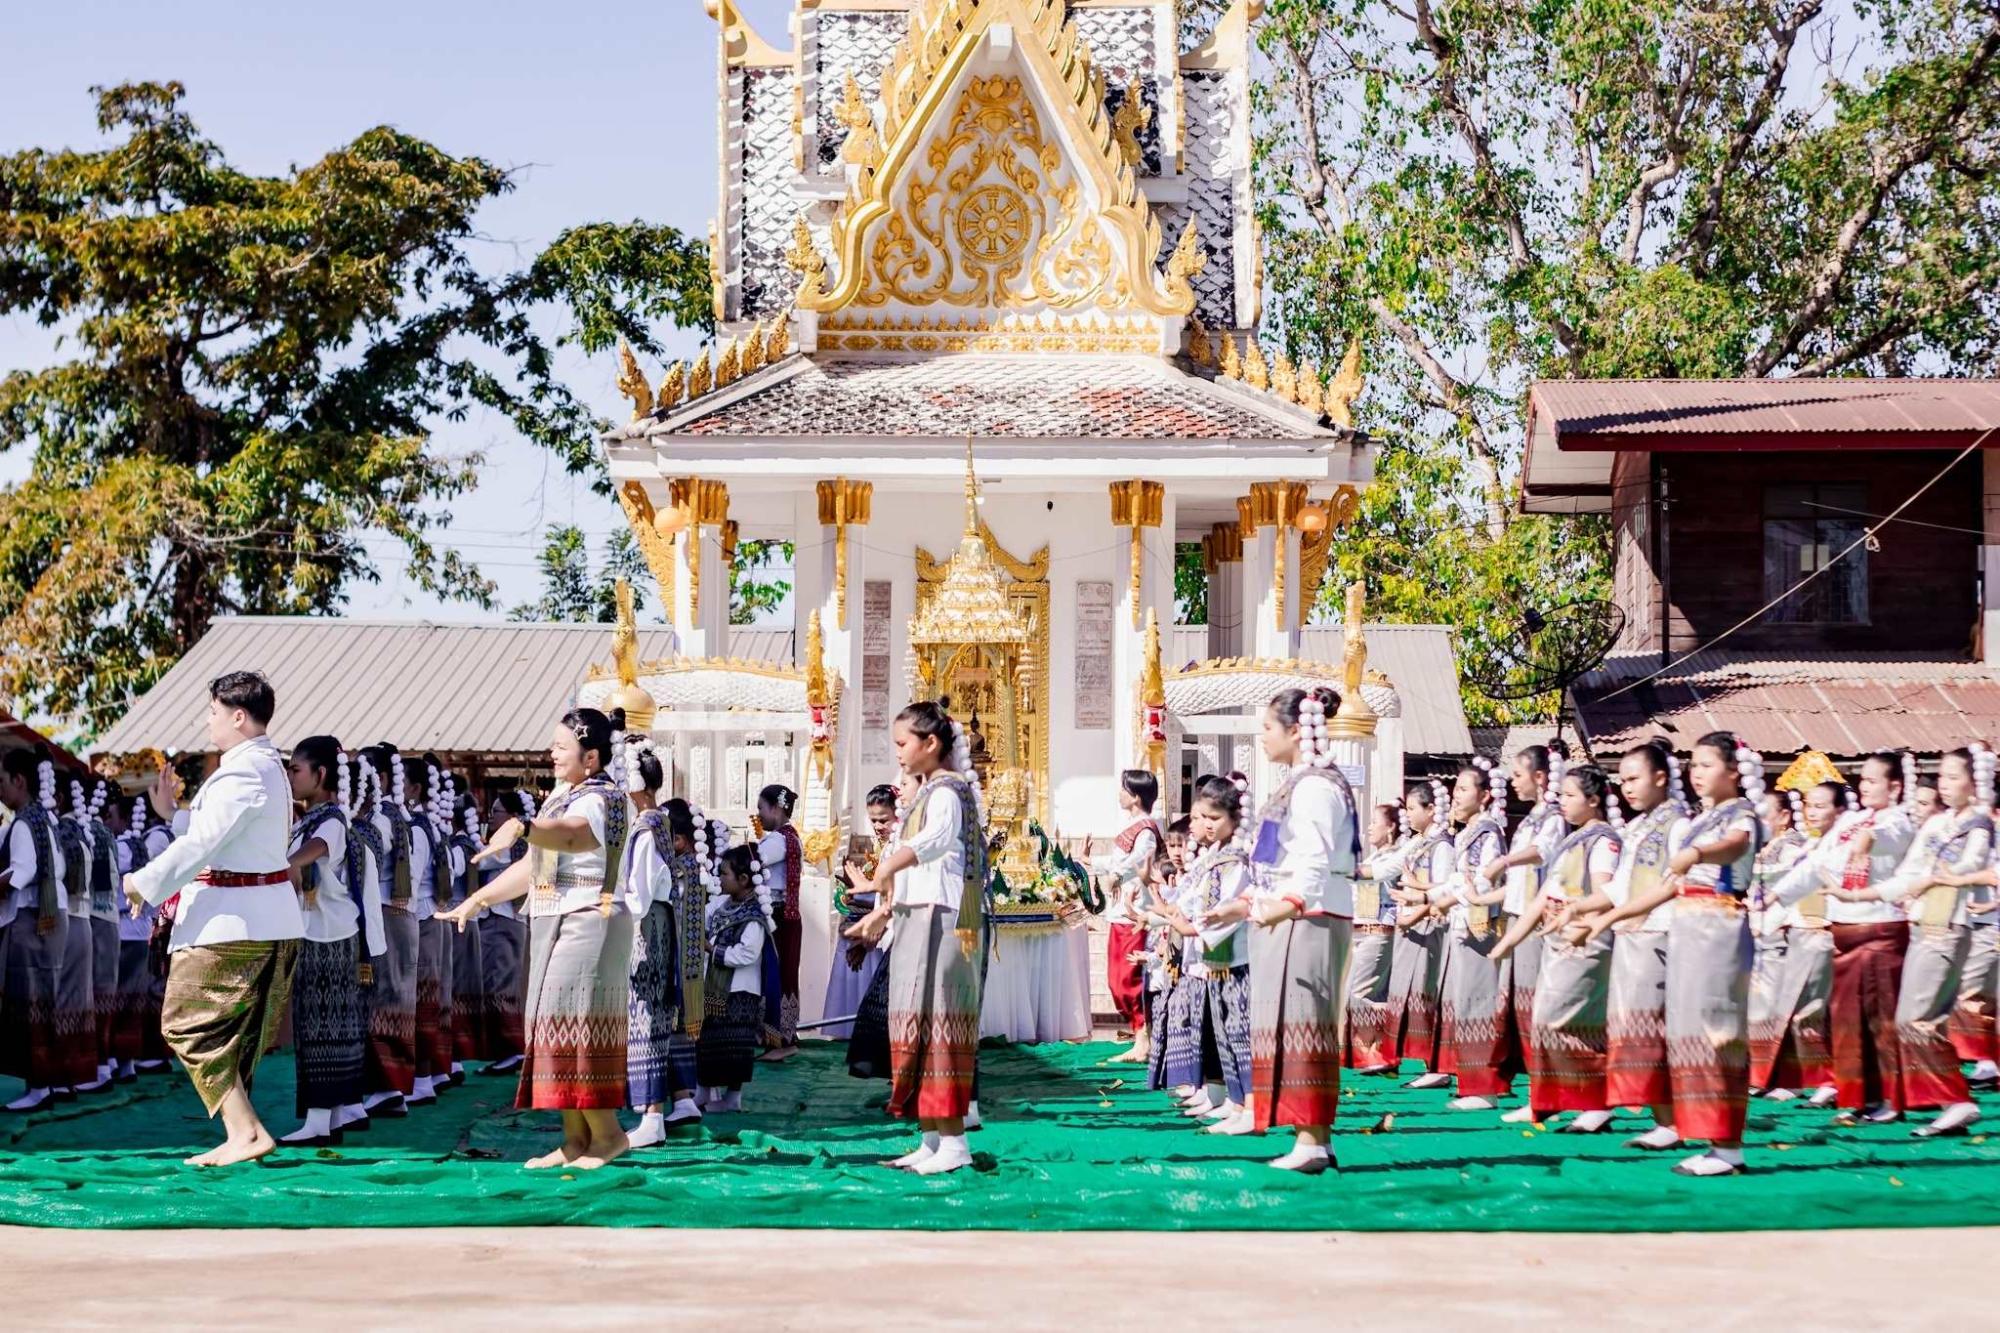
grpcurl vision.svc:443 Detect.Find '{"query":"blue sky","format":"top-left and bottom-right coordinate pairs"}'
top-left (2, 0), bottom-right (795, 621)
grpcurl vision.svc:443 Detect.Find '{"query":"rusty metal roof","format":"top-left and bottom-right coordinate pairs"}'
top-left (1571, 650), bottom-right (2000, 758)
top-left (95, 618), bottom-right (682, 758)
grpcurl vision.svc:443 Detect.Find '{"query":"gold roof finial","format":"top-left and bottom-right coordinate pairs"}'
top-left (1329, 579), bottom-right (1377, 738)
top-left (1298, 361), bottom-right (1324, 415)
top-left (1141, 606), bottom-right (1164, 708)
top-left (1327, 336), bottom-right (1365, 430)
top-left (766, 313), bottom-right (791, 360)
top-left (786, 215), bottom-right (830, 308)
top-left (1188, 317), bottom-right (1214, 368)
top-left (715, 337), bottom-right (741, 388)
top-left (961, 435), bottom-right (980, 537)
top-left (834, 72), bottom-right (882, 170)
top-left (1219, 333), bottom-right (1241, 380)
top-left (657, 361), bottom-right (687, 412)
top-left (805, 607), bottom-right (829, 708)
top-left (908, 441), bottom-right (1031, 650)
top-left (1272, 352), bottom-right (1298, 403)
top-left (688, 345), bottom-right (714, 399)
top-left (1243, 337), bottom-right (1270, 390)
top-left (1165, 216), bottom-right (1208, 310)
top-left (742, 322), bottom-right (768, 373)
top-left (607, 578), bottom-right (658, 733)
top-left (615, 339), bottom-right (654, 421)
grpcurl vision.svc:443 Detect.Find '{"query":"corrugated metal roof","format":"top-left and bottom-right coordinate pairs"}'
top-left (1572, 650), bottom-right (2000, 758)
top-left (1170, 623), bottom-right (1474, 756)
top-left (1533, 378), bottom-right (2000, 442)
top-left (95, 618), bottom-right (682, 758)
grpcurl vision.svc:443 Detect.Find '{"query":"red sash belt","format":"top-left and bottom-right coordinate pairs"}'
top-left (195, 869), bottom-right (291, 887)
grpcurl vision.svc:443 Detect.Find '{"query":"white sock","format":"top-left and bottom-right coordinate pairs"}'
top-left (1448, 1095), bottom-right (1497, 1111)
top-left (335, 1103), bottom-right (368, 1127)
top-left (1568, 1110), bottom-right (1613, 1133)
top-left (1973, 1060), bottom-right (2000, 1080)
top-left (363, 1090), bottom-right (402, 1110)
top-left (1930, 1101), bottom-right (1981, 1132)
top-left (1632, 1124), bottom-right (1682, 1148)
top-left (5, 1087), bottom-right (50, 1111)
top-left (283, 1108), bottom-right (335, 1141)
top-left (965, 1100), bottom-right (983, 1129)
top-left (891, 1131), bottom-right (941, 1167)
top-left (412, 1075), bottom-right (436, 1099)
top-left (912, 1134), bottom-right (974, 1174)
top-left (1409, 1072), bottom-right (1451, 1089)
top-left (1500, 1104), bottom-right (1535, 1122)
top-left (1864, 1103), bottom-right (1901, 1123)
top-left (1763, 1087), bottom-right (1797, 1101)
top-left (665, 1096), bottom-right (703, 1123)
top-left (1268, 1142), bottom-right (1331, 1170)
top-left (1676, 1148), bottom-right (1743, 1176)
top-left (717, 1088), bottom-right (743, 1112)
top-left (1809, 1085), bottom-right (1838, 1106)
top-left (628, 1111), bottom-right (668, 1147)
top-left (116, 1060), bottom-right (136, 1079)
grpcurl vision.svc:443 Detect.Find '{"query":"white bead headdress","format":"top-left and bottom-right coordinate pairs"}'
top-left (746, 837), bottom-right (775, 923)
top-left (517, 788), bottom-right (538, 819)
top-left (1297, 693), bottom-right (1332, 769)
top-left (131, 796), bottom-right (146, 828)
top-left (388, 752), bottom-right (407, 809)
top-left (87, 780), bottom-right (108, 821)
top-left (427, 762), bottom-right (447, 830)
top-left (1428, 777), bottom-right (1449, 823)
top-left (1902, 752), bottom-right (1921, 813)
top-left (1606, 786), bottom-right (1625, 831)
top-left (1971, 743), bottom-right (1996, 808)
top-left (687, 798), bottom-right (720, 902)
top-left (67, 777), bottom-right (85, 821)
top-left (336, 748), bottom-right (352, 816)
top-left (1784, 786), bottom-right (1804, 826)
top-left (1545, 749), bottom-right (1567, 809)
top-left (36, 759), bottom-right (55, 812)
top-left (1663, 747), bottom-right (1688, 814)
top-left (1734, 745), bottom-right (1766, 806)
top-left (1472, 756), bottom-right (1504, 811)
top-left (947, 718), bottom-right (986, 828)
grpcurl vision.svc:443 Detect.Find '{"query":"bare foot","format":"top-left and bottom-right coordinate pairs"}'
top-left (187, 1131), bottom-right (275, 1168)
top-left (573, 1129), bottom-right (631, 1170)
top-left (525, 1139), bottom-right (587, 1170)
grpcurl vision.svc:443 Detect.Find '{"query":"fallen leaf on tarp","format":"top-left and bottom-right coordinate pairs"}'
top-left (1363, 1114), bottom-right (1395, 1135)
top-left (1889, 1176), bottom-right (1904, 1187)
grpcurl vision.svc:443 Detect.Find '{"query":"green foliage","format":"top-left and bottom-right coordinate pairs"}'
top-left (730, 539), bottom-right (794, 625)
top-left (1246, 0), bottom-right (2000, 720)
top-left (1174, 542), bottom-right (1207, 626)
top-left (509, 524), bottom-right (647, 624)
top-left (0, 82), bottom-right (711, 730)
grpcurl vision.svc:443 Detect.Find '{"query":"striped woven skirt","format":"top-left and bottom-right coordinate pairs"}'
top-left (517, 907), bottom-right (633, 1111)
top-left (112, 937), bottom-right (154, 1063)
top-left (161, 939), bottom-right (300, 1116)
top-left (1441, 923), bottom-right (1517, 1096)
top-left (1344, 924), bottom-right (1396, 1071)
top-left (1830, 921), bottom-right (1909, 1111)
top-left (846, 947), bottom-right (893, 1080)
top-left (0, 914), bottom-right (66, 1088)
top-left (1206, 964), bottom-right (1252, 1104)
top-left (774, 916), bottom-right (803, 1048)
top-left (365, 907), bottom-right (419, 1096)
top-left (414, 916), bottom-right (449, 1080)
top-left (451, 917), bottom-right (485, 1063)
top-left (1505, 930), bottom-right (1542, 1079)
top-left (90, 917), bottom-right (118, 1062)
top-left (477, 912), bottom-right (526, 1060)
top-left (626, 901), bottom-right (680, 1108)
top-left (1664, 900), bottom-right (1753, 1143)
top-left (1950, 924), bottom-right (1998, 1064)
top-left (56, 911), bottom-right (98, 1086)
top-left (1161, 971), bottom-right (1211, 1089)
top-left (1528, 933), bottom-right (1612, 1115)
top-left (1751, 927), bottom-right (1833, 1091)
top-left (696, 986), bottom-right (764, 1090)
top-left (1387, 924), bottom-right (1446, 1070)
top-left (1605, 928), bottom-right (1671, 1108)
top-left (1145, 980), bottom-right (1172, 1091)
top-left (1250, 914), bottom-right (1351, 1131)
top-left (886, 903), bottom-right (980, 1121)
top-left (293, 935), bottom-right (367, 1114)
top-left (820, 932), bottom-right (886, 1040)
top-left (1896, 923), bottom-right (1971, 1110)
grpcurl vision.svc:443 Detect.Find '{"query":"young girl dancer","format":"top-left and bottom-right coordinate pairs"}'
top-left (1436, 763), bottom-right (1511, 1110)
top-left (754, 785), bottom-right (805, 1059)
top-left (695, 844), bottom-right (779, 1113)
top-left (1347, 803), bottom-right (1405, 1075)
top-left (1180, 774), bottom-right (1257, 1133)
top-left (1389, 781), bottom-right (1453, 1087)
top-left (825, 785), bottom-right (898, 1040)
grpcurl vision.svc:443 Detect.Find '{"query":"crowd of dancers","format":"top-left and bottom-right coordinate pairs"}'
top-left (5, 669), bottom-right (1995, 1178)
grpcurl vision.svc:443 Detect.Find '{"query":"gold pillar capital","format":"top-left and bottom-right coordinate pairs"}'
top-left (1201, 521), bottom-right (1243, 572)
top-left (667, 478), bottom-right (731, 620)
top-left (1109, 480), bottom-right (1167, 628)
top-left (816, 478), bottom-right (874, 628)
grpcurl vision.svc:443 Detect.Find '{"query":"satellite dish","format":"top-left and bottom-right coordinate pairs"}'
top-left (1466, 600), bottom-right (1626, 722)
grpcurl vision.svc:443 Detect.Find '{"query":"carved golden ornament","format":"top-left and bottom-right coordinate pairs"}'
top-left (802, 0), bottom-right (1189, 318)
top-left (1271, 352), bottom-right (1298, 403)
top-left (1139, 606), bottom-right (1167, 780)
top-left (909, 442), bottom-right (1034, 649)
top-left (721, 518), bottom-right (739, 564)
top-left (1164, 215), bottom-right (1207, 312)
top-left (617, 482), bottom-right (680, 614)
top-left (705, 0), bottom-right (790, 68)
top-left (1187, 316), bottom-right (1213, 368)
top-left (1111, 81), bottom-right (1150, 168)
top-left (801, 824), bottom-right (844, 870)
top-left (835, 72), bottom-right (883, 172)
top-left (1326, 336), bottom-right (1366, 430)
top-left (707, 219), bottom-right (726, 322)
top-left (804, 609), bottom-right (835, 782)
top-left (615, 339), bottom-right (654, 420)
top-left (816, 478), bottom-right (874, 628)
top-left (1219, 333), bottom-right (1241, 380)
top-left (1242, 481), bottom-right (1307, 629)
top-left (605, 578), bottom-right (658, 733)
top-left (1108, 478), bottom-right (1165, 629)
top-left (1297, 361), bottom-right (1324, 415)
top-left (1327, 580), bottom-right (1380, 739)
top-left (765, 313), bottom-right (791, 360)
top-left (1777, 751), bottom-right (1843, 792)
top-left (1202, 521), bottom-right (1242, 570)
top-left (668, 478), bottom-right (731, 621)
top-left (786, 215), bottom-right (830, 307)
top-left (1297, 490), bottom-right (1364, 636)
top-left (715, 338), bottom-right (741, 388)
top-left (657, 361), bottom-right (687, 412)
top-left (688, 346), bottom-right (714, 399)
top-left (818, 307), bottom-right (1157, 353)
top-left (742, 322), bottom-right (768, 373)
top-left (1242, 336), bottom-right (1270, 391)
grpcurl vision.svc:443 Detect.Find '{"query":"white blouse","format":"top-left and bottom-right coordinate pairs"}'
top-left (1259, 774), bottom-right (1356, 917)
top-left (894, 783), bottom-right (966, 914)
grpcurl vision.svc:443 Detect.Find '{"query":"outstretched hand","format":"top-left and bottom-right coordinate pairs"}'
top-left (472, 818), bottom-right (524, 866)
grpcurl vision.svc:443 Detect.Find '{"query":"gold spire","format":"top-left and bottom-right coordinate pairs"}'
top-left (1272, 352), bottom-right (1298, 403)
top-left (1328, 580), bottom-right (1378, 739)
top-left (1188, 317), bottom-right (1213, 368)
top-left (688, 346), bottom-right (714, 399)
top-left (615, 339), bottom-right (654, 420)
top-left (1242, 337), bottom-right (1270, 390)
top-left (908, 442), bottom-right (1031, 649)
top-left (657, 361), bottom-right (687, 412)
top-left (606, 578), bottom-right (658, 733)
top-left (742, 322), bottom-right (768, 373)
top-left (1219, 333), bottom-right (1241, 380)
top-left (1326, 336), bottom-right (1365, 430)
top-left (1111, 81), bottom-right (1151, 168)
top-left (715, 337), bottom-right (741, 388)
top-left (1298, 361), bottom-right (1324, 415)
top-left (766, 313), bottom-right (791, 360)
top-left (1165, 216), bottom-right (1208, 311)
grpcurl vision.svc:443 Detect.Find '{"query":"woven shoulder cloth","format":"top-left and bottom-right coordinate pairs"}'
top-left (13, 803), bottom-right (61, 924)
top-left (1252, 765), bottom-right (1361, 867)
top-left (54, 817), bottom-right (89, 907)
top-left (529, 774), bottom-right (629, 916)
top-left (905, 772), bottom-right (989, 927)
top-left (88, 818), bottom-right (119, 913)
top-left (292, 802), bottom-right (348, 911)
top-left (379, 802), bottom-right (414, 903)
top-left (1684, 796), bottom-right (1760, 896)
top-left (1547, 821), bottom-right (1619, 900)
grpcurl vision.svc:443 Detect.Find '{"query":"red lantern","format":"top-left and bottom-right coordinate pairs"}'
top-left (1143, 703), bottom-right (1166, 746)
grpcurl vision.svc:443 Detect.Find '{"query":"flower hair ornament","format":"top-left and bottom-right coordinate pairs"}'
top-left (1734, 745), bottom-right (1767, 806)
top-left (1297, 693), bottom-right (1331, 769)
top-left (1972, 743), bottom-right (1997, 809)
top-left (1785, 786), bottom-right (1804, 828)
top-left (747, 840), bottom-right (775, 923)
top-left (688, 798), bottom-right (720, 901)
top-left (1663, 747), bottom-right (1688, 814)
top-left (36, 759), bottom-right (56, 812)
top-left (131, 796), bottom-right (147, 829)
top-left (1901, 752), bottom-right (1921, 813)
top-left (87, 780), bottom-right (109, 821)
top-left (462, 800), bottom-right (481, 839)
top-left (1472, 756), bottom-right (1504, 811)
top-left (67, 778), bottom-right (86, 821)
top-left (428, 763), bottom-right (449, 832)
top-left (1428, 777), bottom-right (1449, 823)
top-left (336, 749), bottom-right (353, 817)
top-left (389, 753), bottom-right (408, 810)
top-left (1544, 749), bottom-right (1567, 810)
top-left (619, 735), bottom-right (652, 795)
top-left (1396, 802), bottom-right (1412, 840)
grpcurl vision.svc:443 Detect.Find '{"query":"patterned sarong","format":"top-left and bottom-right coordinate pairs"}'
top-left (1344, 925), bottom-right (1396, 1070)
top-left (1386, 924), bottom-right (1446, 1070)
top-left (1664, 900), bottom-right (1752, 1142)
top-left (1529, 933), bottom-right (1612, 1114)
top-left (0, 915), bottom-right (66, 1087)
top-left (1748, 930), bottom-right (1787, 1084)
top-left (1505, 932), bottom-right (1543, 1081)
top-left (1751, 927), bottom-right (1834, 1090)
top-left (161, 939), bottom-right (300, 1116)
top-left (364, 906), bottom-right (420, 1097)
top-left (56, 913), bottom-right (98, 1086)
top-left (1250, 914), bottom-right (1351, 1131)
top-left (112, 937), bottom-right (154, 1062)
top-left (477, 913), bottom-right (526, 1060)
top-left (1161, 971), bottom-right (1211, 1089)
top-left (627, 900), bottom-right (679, 1107)
top-left (517, 907), bottom-right (633, 1111)
top-left (773, 916), bottom-right (803, 1048)
top-left (293, 935), bottom-right (367, 1114)
top-left (90, 917), bottom-right (118, 1063)
top-left (414, 916), bottom-right (447, 1080)
top-left (1896, 923), bottom-right (1971, 1110)
top-left (1605, 928), bottom-right (1670, 1108)
top-left (1145, 979), bottom-right (1172, 1091)
top-left (1950, 924), bottom-right (1998, 1064)
top-left (1206, 964), bottom-right (1252, 1104)
top-left (886, 902), bottom-right (981, 1120)
top-left (1441, 923), bottom-right (1516, 1097)
top-left (846, 947), bottom-right (893, 1081)
top-left (820, 931), bottom-right (885, 1040)
top-left (451, 920), bottom-right (485, 1063)
top-left (1830, 921), bottom-right (1908, 1111)
top-left (696, 988), bottom-right (764, 1089)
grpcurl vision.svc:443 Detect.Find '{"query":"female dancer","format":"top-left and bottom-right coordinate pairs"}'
top-left (1494, 763), bottom-right (1619, 1131)
top-left (1436, 762), bottom-right (1511, 1111)
top-left (825, 785), bottom-right (898, 1039)
top-left (1184, 775), bottom-right (1256, 1134)
top-left (1390, 780), bottom-right (1454, 1087)
top-left (623, 744), bottom-right (682, 1146)
top-left (1751, 783), bottom-right (1836, 1104)
top-left (477, 789), bottom-right (533, 1073)
top-left (440, 708), bottom-right (635, 1169)
top-left (695, 843), bottom-right (779, 1112)
top-left (1346, 803), bottom-right (1405, 1075)
top-left (1206, 687), bottom-right (1358, 1174)
top-left (754, 784), bottom-right (805, 1059)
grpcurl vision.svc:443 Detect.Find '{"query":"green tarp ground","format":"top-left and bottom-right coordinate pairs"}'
top-left (3, 1042), bottom-right (1998, 1230)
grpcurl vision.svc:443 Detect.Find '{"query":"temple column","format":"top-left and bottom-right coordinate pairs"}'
top-left (1984, 451), bottom-right (2000, 665)
top-left (670, 478), bottom-right (731, 660)
top-left (1236, 483), bottom-right (1306, 799)
top-left (1111, 481), bottom-right (1171, 806)
top-left (1203, 521), bottom-right (1243, 660)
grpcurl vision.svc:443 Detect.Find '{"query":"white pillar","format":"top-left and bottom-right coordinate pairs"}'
top-left (1983, 451), bottom-right (2000, 666)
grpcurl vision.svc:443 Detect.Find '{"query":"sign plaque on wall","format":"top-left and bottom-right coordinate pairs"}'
top-left (1074, 579), bottom-right (1115, 730)
top-left (861, 580), bottom-right (893, 762)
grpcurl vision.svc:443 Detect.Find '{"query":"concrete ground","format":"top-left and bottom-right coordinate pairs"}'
top-left (11, 1226), bottom-right (1984, 1329)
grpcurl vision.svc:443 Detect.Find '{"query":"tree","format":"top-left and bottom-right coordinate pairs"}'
top-left (730, 539), bottom-right (794, 625)
top-left (0, 82), bottom-right (711, 730)
top-left (1230, 0), bottom-right (2000, 719)
top-left (509, 524), bottom-right (648, 624)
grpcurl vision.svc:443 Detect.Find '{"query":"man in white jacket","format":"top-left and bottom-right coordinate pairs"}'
top-left (125, 671), bottom-right (305, 1167)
